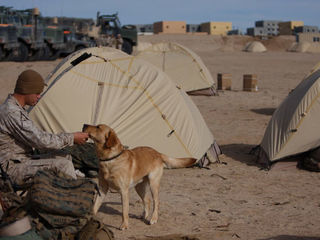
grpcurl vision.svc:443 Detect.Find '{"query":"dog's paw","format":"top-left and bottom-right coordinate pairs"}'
top-left (143, 210), bottom-right (149, 220)
top-left (119, 222), bottom-right (129, 230)
top-left (149, 217), bottom-right (158, 225)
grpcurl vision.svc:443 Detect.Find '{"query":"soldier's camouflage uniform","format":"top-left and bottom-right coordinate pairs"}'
top-left (0, 95), bottom-right (77, 186)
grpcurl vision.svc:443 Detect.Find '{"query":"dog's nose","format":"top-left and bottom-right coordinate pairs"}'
top-left (82, 124), bottom-right (89, 132)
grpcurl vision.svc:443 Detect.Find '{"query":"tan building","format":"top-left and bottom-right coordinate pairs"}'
top-left (297, 33), bottom-right (320, 43)
top-left (153, 21), bottom-right (186, 34)
top-left (278, 21), bottom-right (304, 35)
top-left (200, 22), bottom-right (232, 35)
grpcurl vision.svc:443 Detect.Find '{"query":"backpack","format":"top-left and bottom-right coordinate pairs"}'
top-left (27, 170), bottom-right (98, 240)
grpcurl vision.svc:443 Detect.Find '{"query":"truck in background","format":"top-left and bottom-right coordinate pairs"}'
top-left (94, 12), bottom-right (138, 54)
top-left (0, 6), bottom-right (138, 61)
top-left (0, 6), bottom-right (20, 60)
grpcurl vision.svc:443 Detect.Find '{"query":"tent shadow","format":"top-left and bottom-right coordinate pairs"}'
top-left (257, 235), bottom-right (320, 240)
top-left (220, 143), bottom-right (261, 167)
top-left (251, 108), bottom-right (276, 116)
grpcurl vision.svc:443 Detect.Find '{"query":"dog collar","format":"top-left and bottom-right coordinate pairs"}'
top-left (100, 150), bottom-right (124, 162)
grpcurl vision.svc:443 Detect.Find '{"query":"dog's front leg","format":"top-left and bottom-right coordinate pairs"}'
top-left (119, 189), bottom-right (129, 230)
top-left (93, 188), bottom-right (107, 215)
top-left (92, 172), bottom-right (109, 215)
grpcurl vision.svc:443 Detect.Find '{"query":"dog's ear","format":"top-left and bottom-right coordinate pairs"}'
top-left (105, 130), bottom-right (118, 148)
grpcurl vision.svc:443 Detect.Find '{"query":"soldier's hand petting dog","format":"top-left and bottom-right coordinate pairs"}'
top-left (73, 132), bottom-right (89, 145)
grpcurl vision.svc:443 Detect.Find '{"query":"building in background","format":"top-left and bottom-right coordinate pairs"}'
top-left (297, 33), bottom-right (320, 43)
top-left (228, 29), bottom-right (242, 35)
top-left (247, 20), bottom-right (281, 37)
top-left (294, 25), bottom-right (319, 34)
top-left (278, 21), bottom-right (304, 35)
top-left (153, 21), bottom-right (186, 34)
top-left (186, 24), bottom-right (201, 33)
top-left (135, 24), bottom-right (153, 35)
top-left (200, 22), bottom-right (232, 35)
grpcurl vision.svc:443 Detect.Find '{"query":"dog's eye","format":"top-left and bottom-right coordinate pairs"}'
top-left (97, 125), bottom-right (100, 129)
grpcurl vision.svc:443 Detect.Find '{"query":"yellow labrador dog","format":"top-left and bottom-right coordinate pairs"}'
top-left (82, 124), bottom-right (196, 230)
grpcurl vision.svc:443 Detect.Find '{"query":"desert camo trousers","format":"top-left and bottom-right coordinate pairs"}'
top-left (6, 156), bottom-right (77, 186)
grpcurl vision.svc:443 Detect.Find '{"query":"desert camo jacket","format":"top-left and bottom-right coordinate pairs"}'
top-left (0, 94), bottom-right (74, 170)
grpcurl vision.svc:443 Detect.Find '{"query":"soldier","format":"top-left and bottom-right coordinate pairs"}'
top-left (0, 69), bottom-right (89, 186)
top-left (115, 33), bottom-right (123, 50)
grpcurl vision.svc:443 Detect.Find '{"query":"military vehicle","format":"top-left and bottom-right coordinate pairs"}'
top-left (0, 6), bottom-right (138, 60)
top-left (43, 13), bottom-right (137, 55)
top-left (60, 27), bottom-right (95, 56)
top-left (95, 12), bottom-right (137, 54)
top-left (0, 6), bottom-right (20, 60)
top-left (42, 16), bottom-right (96, 56)
top-left (42, 25), bottom-right (65, 60)
top-left (12, 8), bottom-right (46, 61)
top-left (6, 8), bottom-right (65, 61)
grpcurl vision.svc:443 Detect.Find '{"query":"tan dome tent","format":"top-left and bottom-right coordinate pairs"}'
top-left (29, 47), bottom-right (221, 166)
top-left (288, 41), bottom-right (311, 53)
top-left (255, 67), bottom-right (320, 167)
top-left (134, 42), bottom-right (216, 95)
top-left (243, 41), bottom-right (267, 53)
top-left (288, 42), bottom-right (320, 53)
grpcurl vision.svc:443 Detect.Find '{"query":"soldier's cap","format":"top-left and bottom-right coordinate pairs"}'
top-left (14, 69), bottom-right (46, 95)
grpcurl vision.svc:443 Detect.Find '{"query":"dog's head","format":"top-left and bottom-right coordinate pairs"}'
top-left (82, 124), bottom-right (120, 149)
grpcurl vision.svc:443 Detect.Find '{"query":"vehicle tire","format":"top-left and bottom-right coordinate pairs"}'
top-left (29, 48), bottom-right (43, 61)
top-left (121, 40), bottom-right (133, 55)
top-left (41, 45), bottom-right (50, 60)
top-left (42, 45), bottom-right (60, 61)
top-left (3, 50), bottom-right (15, 61)
top-left (49, 50), bottom-right (60, 60)
top-left (16, 43), bottom-right (29, 62)
top-left (0, 47), bottom-right (4, 61)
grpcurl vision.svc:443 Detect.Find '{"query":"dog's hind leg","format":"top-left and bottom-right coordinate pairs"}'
top-left (135, 177), bottom-right (151, 220)
top-left (148, 167), bottom-right (163, 225)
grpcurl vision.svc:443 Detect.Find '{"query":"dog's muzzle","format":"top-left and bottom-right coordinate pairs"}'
top-left (82, 124), bottom-right (89, 132)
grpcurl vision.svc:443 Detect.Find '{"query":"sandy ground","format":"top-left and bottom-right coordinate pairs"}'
top-left (1, 35), bottom-right (320, 240)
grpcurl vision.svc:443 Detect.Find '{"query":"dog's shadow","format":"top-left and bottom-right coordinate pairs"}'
top-left (98, 201), bottom-right (148, 228)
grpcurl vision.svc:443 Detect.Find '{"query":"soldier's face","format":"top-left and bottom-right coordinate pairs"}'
top-left (25, 93), bottom-right (41, 106)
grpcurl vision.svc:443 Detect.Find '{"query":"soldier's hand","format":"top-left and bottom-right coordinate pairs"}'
top-left (73, 132), bottom-right (89, 145)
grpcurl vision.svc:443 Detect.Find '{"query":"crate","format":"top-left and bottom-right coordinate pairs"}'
top-left (217, 73), bottom-right (232, 90)
top-left (243, 74), bottom-right (258, 92)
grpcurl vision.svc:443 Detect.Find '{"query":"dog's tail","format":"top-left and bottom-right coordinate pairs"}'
top-left (161, 155), bottom-right (197, 169)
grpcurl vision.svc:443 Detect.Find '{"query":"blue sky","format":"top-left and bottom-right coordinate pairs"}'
top-left (1, 0), bottom-right (319, 31)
